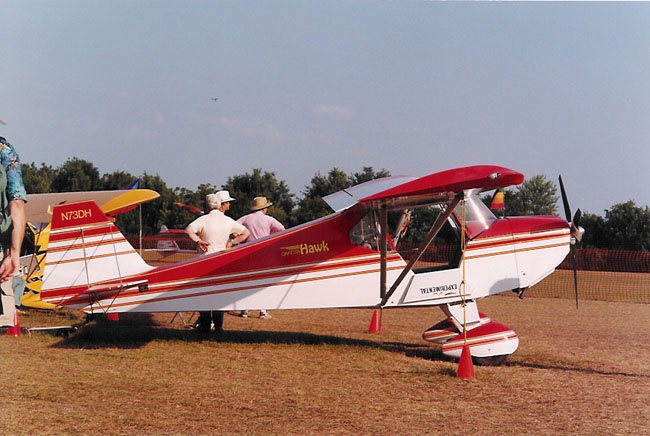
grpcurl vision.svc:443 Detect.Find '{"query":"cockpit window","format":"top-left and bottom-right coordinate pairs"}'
top-left (349, 210), bottom-right (397, 251)
top-left (452, 189), bottom-right (498, 238)
top-left (349, 189), bottom-right (497, 264)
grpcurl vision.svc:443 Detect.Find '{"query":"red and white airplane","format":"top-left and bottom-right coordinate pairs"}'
top-left (39, 165), bottom-right (582, 364)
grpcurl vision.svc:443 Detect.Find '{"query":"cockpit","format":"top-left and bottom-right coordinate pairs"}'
top-left (349, 189), bottom-right (499, 271)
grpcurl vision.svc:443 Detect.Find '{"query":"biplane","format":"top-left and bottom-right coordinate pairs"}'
top-left (38, 165), bottom-right (582, 364)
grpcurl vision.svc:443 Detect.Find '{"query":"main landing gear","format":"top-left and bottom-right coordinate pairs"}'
top-left (422, 300), bottom-right (519, 366)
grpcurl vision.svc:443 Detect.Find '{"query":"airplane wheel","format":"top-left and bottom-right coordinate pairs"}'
top-left (472, 354), bottom-right (509, 366)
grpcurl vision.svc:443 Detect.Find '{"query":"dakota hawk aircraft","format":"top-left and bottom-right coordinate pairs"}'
top-left (38, 165), bottom-right (582, 365)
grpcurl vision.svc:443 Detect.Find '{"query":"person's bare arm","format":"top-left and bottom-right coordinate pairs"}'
top-left (185, 225), bottom-right (208, 253)
top-left (231, 228), bottom-right (250, 245)
top-left (0, 199), bottom-right (25, 281)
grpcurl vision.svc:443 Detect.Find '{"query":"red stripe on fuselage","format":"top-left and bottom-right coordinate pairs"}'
top-left (42, 253), bottom-right (404, 301)
top-left (467, 230), bottom-right (567, 251)
top-left (46, 256), bottom-right (406, 307)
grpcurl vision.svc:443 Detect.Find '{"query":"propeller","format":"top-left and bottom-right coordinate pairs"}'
top-left (558, 175), bottom-right (584, 309)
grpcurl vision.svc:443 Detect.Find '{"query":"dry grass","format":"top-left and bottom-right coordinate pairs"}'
top-left (2, 291), bottom-right (649, 436)
top-left (529, 269), bottom-right (650, 303)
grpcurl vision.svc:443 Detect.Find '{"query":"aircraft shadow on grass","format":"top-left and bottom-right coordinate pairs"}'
top-left (49, 314), bottom-right (445, 363)
top-left (46, 316), bottom-right (650, 379)
top-left (505, 361), bottom-right (650, 379)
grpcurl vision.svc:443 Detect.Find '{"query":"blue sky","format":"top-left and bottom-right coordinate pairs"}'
top-left (2, 1), bottom-right (649, 215)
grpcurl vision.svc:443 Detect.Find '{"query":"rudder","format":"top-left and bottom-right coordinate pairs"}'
top-left (40, 200), bottom-right (153, 306)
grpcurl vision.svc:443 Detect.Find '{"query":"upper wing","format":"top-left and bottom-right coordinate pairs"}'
top-left (325, 165), bottom-right (523, 212)
top-left (323, 176), bottom-right (417, 212)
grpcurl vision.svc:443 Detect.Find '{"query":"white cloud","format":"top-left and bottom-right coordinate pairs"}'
top-left (311, 104), bottom-right (355, 119)
top-left (214, 117), bottom-right (282, 141)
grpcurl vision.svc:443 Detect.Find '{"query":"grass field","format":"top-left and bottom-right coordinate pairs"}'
top-left (1, 283), bottom-right (649, 436)
top-left (529, 269), bottom-right (650, 304)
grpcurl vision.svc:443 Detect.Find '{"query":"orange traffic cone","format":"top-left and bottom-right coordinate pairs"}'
top-left (457, 344), bottom-right (475, 379)
top-left (368, 309), bottom-right (381, 334)
top-left (6, 310), bottom-right (21, 337)
top-left (107, 313), bottom-right (119, 321)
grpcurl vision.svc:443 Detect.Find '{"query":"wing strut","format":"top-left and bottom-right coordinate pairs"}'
top-left (379, 205), bottom-right (388, 301)
top-left (379, 195), bottom-right (461, 307)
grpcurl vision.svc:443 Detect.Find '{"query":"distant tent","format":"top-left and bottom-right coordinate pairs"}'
top-left (489, 189), bottom-right (505, 212)
top-left (120, 179), bottom-right (141, 190)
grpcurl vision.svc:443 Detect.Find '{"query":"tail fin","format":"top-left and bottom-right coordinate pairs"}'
top-left (40, 200), bottom-right (153, 306)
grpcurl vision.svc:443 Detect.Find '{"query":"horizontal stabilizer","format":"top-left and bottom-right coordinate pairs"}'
top-left (65, 280), bottom-right (149, 306)
top-left (26, 189), bottom-right (159, 223)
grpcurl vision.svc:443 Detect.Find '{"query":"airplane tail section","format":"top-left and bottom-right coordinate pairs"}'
top-left (40, 200), bottom-right (154, 306)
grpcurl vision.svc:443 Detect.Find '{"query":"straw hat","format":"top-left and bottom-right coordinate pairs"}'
top-left (250, 196), bottom-right (273, 211)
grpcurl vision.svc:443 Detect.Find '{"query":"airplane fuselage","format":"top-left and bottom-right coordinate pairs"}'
top-left (41, 202), bottom-right (570, 314)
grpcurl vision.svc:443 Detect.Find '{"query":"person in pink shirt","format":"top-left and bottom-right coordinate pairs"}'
top-left (236, 196), bottom-right (285, 319)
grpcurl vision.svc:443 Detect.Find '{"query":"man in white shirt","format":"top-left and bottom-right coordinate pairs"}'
top-left (186, 191), bottom-right (249, 253)
top-left (185, 191), bottom-right (250, 332)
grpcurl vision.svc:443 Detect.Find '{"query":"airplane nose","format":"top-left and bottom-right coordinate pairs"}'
top-left (570, 209), bottom-right (583, 243)
top-left (559, 175), bottom-right (582, 309)
top-left (559, 176), bottom-right (584, 243)
top-left (571, 226), bottom-right (585, 244)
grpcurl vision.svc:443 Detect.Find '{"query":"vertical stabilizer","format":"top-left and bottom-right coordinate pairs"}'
top-left (40, 200), bottom-right (153, 305)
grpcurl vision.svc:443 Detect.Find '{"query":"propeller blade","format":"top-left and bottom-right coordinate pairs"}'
top-left (571, 209), bottom-right (584, 242)
top-left (559, 176), bottom-right (580, 309)
top-left (571, 247), bottom-right (578, 309)
top-left (573, 208), bottom-right (582, 227)
top-left (558, 175), bottom-right (572, 222)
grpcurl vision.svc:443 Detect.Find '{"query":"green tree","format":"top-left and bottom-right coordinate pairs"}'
top-left (51, 157), bottom-right (101, 192)
top-left (580, 212), bottom-right (608, 249)
top-left (172, 183), bottom-right (218, 223)
top-left (292, 167), bottom-right (391, 226)
top-left (292, 168), bottom-right (350, 225)
top-left (222, 169), bottom-right (294, 224)
top-left (115, 172), bottom-right (180, 235)
top-left (505, 175), bottom-right (558, 216)
top-left (350, 167), bottom-right (390, 185)
top-left (21, 162), bottom-right (54, 193)
top-left (100, 170), bottom-right (138, 190)
top-left (603, 201), bottom-right (650, 251)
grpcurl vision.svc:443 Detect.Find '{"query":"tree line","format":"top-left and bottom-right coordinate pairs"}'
top-left (22, 158), bottom-right (390, 235)
top-left (494, 175), bottom-right (650, 251)
top-left (21, 158), bottom-right (650, 251)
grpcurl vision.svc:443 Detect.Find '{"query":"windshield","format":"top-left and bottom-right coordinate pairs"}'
top-left (452, 189), bottom-right (498, 238)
